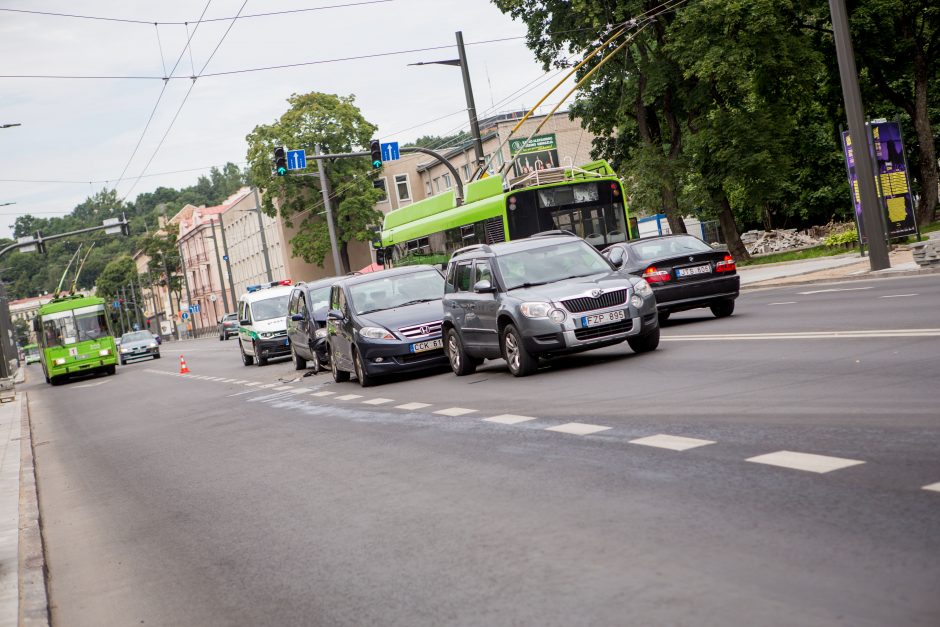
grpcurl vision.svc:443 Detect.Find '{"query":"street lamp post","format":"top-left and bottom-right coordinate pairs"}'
top-left (408, 31), bottom-right (486, 168)
top-left (207, 219), bottom-right (230, 314)
top-left (251, 188), bottom-right (274, 283)
top-left (217, 213), bottom-right (238, 310)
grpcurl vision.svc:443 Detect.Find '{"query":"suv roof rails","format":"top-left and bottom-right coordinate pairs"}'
top-left (529, 230), bottom-right (578, 238)
top-left (451, 243), bottom-right (493, 258)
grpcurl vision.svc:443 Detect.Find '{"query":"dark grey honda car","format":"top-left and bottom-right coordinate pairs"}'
top-left (326, 266), bottom-right (448, 387)
top-left (442, 232), bottom-right (659, 377)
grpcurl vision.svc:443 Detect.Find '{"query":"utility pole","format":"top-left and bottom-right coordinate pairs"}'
top-left (456, 31), bottom-right (485, 167)
top-left (129, 283), bottom-right (143, 329)
top-left (159, 251), bottom-right (180, 341)
top-left (314, 144), bottom-right (346, 275)
top-left (828, 0), bottom-right (890, 271)
top-left (252, 187), bottom-right (274, 283)
top-left (209, 218), bottom-right (230, 314)
top-left (217, 212), bottom-right (238, 309)
top-left (178, 242), bottom-right (196, 337)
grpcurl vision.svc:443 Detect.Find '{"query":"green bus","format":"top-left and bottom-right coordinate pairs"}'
top-left (378, 160), bottom-right (634, 267)
top-left (22, 343), bottom-right (41, 364)
top-left (34, 294), bottom-right (118, 384)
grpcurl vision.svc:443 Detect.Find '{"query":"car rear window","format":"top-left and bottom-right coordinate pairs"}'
top-left (629, 236), bottom-right (713, 260)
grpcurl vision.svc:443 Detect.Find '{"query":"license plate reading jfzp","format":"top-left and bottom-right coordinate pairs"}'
top-left (411, 339), bottom-right (443, 353)
top-left (581, 309), bottom-right (626, 328)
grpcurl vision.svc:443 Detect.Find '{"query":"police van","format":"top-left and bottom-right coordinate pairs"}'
top-left (237, 280), bottom-right (294, 366)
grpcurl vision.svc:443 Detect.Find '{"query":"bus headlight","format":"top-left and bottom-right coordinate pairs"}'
top-left (53, 358), bottom-right (66, 366)
top-left (99, 349), bottom-right (111, 356)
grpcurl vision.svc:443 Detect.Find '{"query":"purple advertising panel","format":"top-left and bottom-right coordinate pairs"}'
top-left (841, 121), bottom-right (917, 241)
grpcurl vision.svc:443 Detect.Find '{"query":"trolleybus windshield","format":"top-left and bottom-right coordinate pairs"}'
top-left (42, 304), bottom-right (110, 347)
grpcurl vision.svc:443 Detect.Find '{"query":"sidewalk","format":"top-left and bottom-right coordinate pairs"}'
top-left (738, 245), bottom-right (934, 288)
top-left (0, 392), bottom-right (21, 627)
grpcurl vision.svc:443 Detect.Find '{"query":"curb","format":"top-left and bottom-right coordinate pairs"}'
top-left (741, 265), bottom-right (940, 291)
top-left (18, 394), bottom-right (50, 627)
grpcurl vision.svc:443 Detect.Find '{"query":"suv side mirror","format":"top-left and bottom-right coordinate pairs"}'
top-left (290, 313), bottom-right (305, 322)
top-left (610, 256), bottom-right (624, 269)
top-left (473, 280), bottom-right (495, 293)
top-left (327, 309), bottom-right (344, 321)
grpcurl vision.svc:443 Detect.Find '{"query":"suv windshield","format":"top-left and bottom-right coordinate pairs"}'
top-left (349, 270), bottom-right (444, 314)
top-left (497, 240), bottom-right (612, 289)
top-left (251, 295), bottom-right (290, 322)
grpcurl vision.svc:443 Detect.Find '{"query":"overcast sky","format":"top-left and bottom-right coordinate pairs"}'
top-left (0, 0), bottom-right (576, 238)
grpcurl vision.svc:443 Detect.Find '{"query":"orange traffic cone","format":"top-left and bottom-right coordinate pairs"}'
top-left (179, 355), bottom-right (190, 374)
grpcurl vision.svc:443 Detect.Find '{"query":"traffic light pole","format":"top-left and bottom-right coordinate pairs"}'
top-left (252, 187), bottom-right (274, 283)
top-left (456, 31), bottom-right (485, 168)
top-left (217, 213), bottom-right (238, 310)
top-left (314, 144), bottom-right (346, 275)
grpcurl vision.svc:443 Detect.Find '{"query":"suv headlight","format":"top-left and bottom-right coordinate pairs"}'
top-left (633, 279), bottom-right (653, 298)
top-left (315, 327), bottom-right (328, 339)
top-left (520, 302), bottom-right (553, 318)
top-left (358, 326), bottom-right (394, 340)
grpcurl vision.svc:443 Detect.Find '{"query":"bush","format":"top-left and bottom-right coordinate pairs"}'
top-left (823, 230), bottom-right (858, 247)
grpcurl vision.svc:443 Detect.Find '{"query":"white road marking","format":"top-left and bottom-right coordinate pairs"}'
top-left (73, 380), bottom-right (110, 389)
top-left (664, 328), bottom-right (940, 341)
top-left (484, 414), bottom-right (537, 425)
top-left (746, 450), bottom-right (865, 474)
top-left (310, 390), bottom-right (335, 397)
top-left (797, 286), bottom-right (874, 295)
top-left (879, 293), bottom-right (918, 299)
top-left (362, 398), bottom-right (394, 405)
top-left (335, 394), bottom-right (363, 401)
top-left (922, 482), bottom-right (940, 493)
top-left (545, 422), bottom-right (611, 436)
top-left (274, 386), bottom-right (294, 391)
top-left (259, 383), bottom-right (278, 389)
top-left (630, 434), bottom-right (715, 451)
top-left (396, 402), bottom-right (431, 410)
top-left (434, 407), bottom-right (477, 417)
top-left (244, 382), bottom-right (260, 386)
top-left (768, 301), bottom-right (798, 306)
top-left (287, 388), bottom-right (309, 394)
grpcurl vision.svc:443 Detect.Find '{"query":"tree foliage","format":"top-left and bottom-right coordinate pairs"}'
top-left (245, 92), bottom-right (383, 272)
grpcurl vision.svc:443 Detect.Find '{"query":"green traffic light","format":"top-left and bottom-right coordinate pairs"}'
top-left (373, 160), bottom-right (382, 168)
top-left (277, 167), bottom-right (287, 176)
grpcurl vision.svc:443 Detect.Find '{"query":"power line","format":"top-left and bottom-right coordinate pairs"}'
top-left (0, 1), bottom-right (395, 26)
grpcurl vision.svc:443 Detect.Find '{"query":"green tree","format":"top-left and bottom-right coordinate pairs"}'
top-left (245, 92), bottom-right (383, 272)
top-left (95, 256), bottom-right (138, 300)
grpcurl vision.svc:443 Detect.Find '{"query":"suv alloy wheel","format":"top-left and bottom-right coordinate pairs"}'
top-left (502, 324), bottom-right (537, 377)
top-left (446, 327), bottom-right (477, 376)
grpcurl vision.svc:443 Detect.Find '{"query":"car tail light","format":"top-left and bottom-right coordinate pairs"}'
top-left (715, 255), bottom-right (736, 273)
top-left (643, 266), bottom-right (671, 283)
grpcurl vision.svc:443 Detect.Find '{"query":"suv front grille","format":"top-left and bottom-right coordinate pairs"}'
top-left (574, 318), bottom-right (633, 341)
top-left (562, 289), bottom-right (628, 314)
top-left (398, 320), bottom-right (443, 339)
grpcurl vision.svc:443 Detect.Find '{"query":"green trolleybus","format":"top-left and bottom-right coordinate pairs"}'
top-left (34, 295), bottom-right (118, 384)
top-left (378, 160), bottom-right (634, 267)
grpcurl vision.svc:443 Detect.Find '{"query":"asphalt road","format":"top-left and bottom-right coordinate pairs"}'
top-left (25, 274), bottom-right (940, 626)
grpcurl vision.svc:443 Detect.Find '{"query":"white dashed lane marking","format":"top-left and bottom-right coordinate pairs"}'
top-left (545, 422), bottom-right (611, 436)
top-left (310, 390), bottom-right (335, 397)
top-left (274, 386), bottom-right (294, 391)
top-left (362, 398), bottom-right (394, 405)
top-left (259, 384), bottom-right (277, 389)
top-left (746, 451), bottom-right (865, 474)
top-left (287, 388), bottom-right (309, 395)
top-left (335, 394), bottom-right (363, 401)
top-left (244, 382), bottom-right (259, 386)
top-left (434, 407), bottom-right (477, 417)
top-left (768, 301), bottom-right (798, 306)
top-left (879, 293), bottom-right (918, 299)
top-left (396, 402), bottom-right (431, 410)
top-left (484, 414), bottom-right (537, 425)
top-left (630, 434), bottom-right (715, 451)
top-left (797, 286), bottom-right (874, 295)
top-left (922, 482), bottom-right (940, 493)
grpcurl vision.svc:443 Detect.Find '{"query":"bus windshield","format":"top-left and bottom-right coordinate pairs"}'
top-left (42, 304), bottom-right (110, 347)
top-left (506, 180), bottom-right (627, 248)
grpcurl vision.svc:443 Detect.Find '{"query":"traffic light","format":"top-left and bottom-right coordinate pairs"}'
top-left (369, 140), bottom-right (382, 169)
top-left (274, 147), bottom-right (287, 176)
top-left (120, 212), bottom-right (131, 236)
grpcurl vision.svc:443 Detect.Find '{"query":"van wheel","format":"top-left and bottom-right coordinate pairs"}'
top-left (502, 324), bottom-right (538, 377)
top-left (310, 350), bottom-right (321, 374)
top-left (353, 349), bottom-right (375, 387)
top-left (291, 344), bottom-right (306, 370)
top-left (446, 328), bottom-right (476, 376)
top-left (241, 343), bottom-right (254, 366)
top-left (254, 342), bottom-right (267, 367)
top-left (330, 348), bottom-right (349, 383)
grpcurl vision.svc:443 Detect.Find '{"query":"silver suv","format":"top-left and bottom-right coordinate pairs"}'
top-left (442, 232), bottom-right (660, 377)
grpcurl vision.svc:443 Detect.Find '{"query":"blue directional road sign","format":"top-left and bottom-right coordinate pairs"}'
top-left (181, 312), bottom-right (189, 320)
top-left (189, 303), bottom-right (201, 314)
top-left (381, 142), bottom-right (400, 161)
top-left (287, 149), bottom-right (307, 170)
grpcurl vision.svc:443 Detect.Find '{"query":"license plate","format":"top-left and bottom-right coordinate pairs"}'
top-left (581, 309), bottom-right (626, 328)
top-left (411, 339), bottom-right (443, 353)
top-left (676, 264), bottom-right (712, 277)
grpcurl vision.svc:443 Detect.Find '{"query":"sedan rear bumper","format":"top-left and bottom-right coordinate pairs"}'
top-left (652, 274), bottom-right (740, 312)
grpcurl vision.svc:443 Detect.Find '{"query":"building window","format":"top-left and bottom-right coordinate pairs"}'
top-left (425, 179), bottom-right (432, 195)
top-left (442, 173), bottom-right (452, 189)
top-left (433, 178), bottom-right (441, 193)
top-left (373, 178), bottom-right (388, 202)
top-left (395, 174), bottom-right (411, 202)
top-left (462, 164), bottom-right (472, 181)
